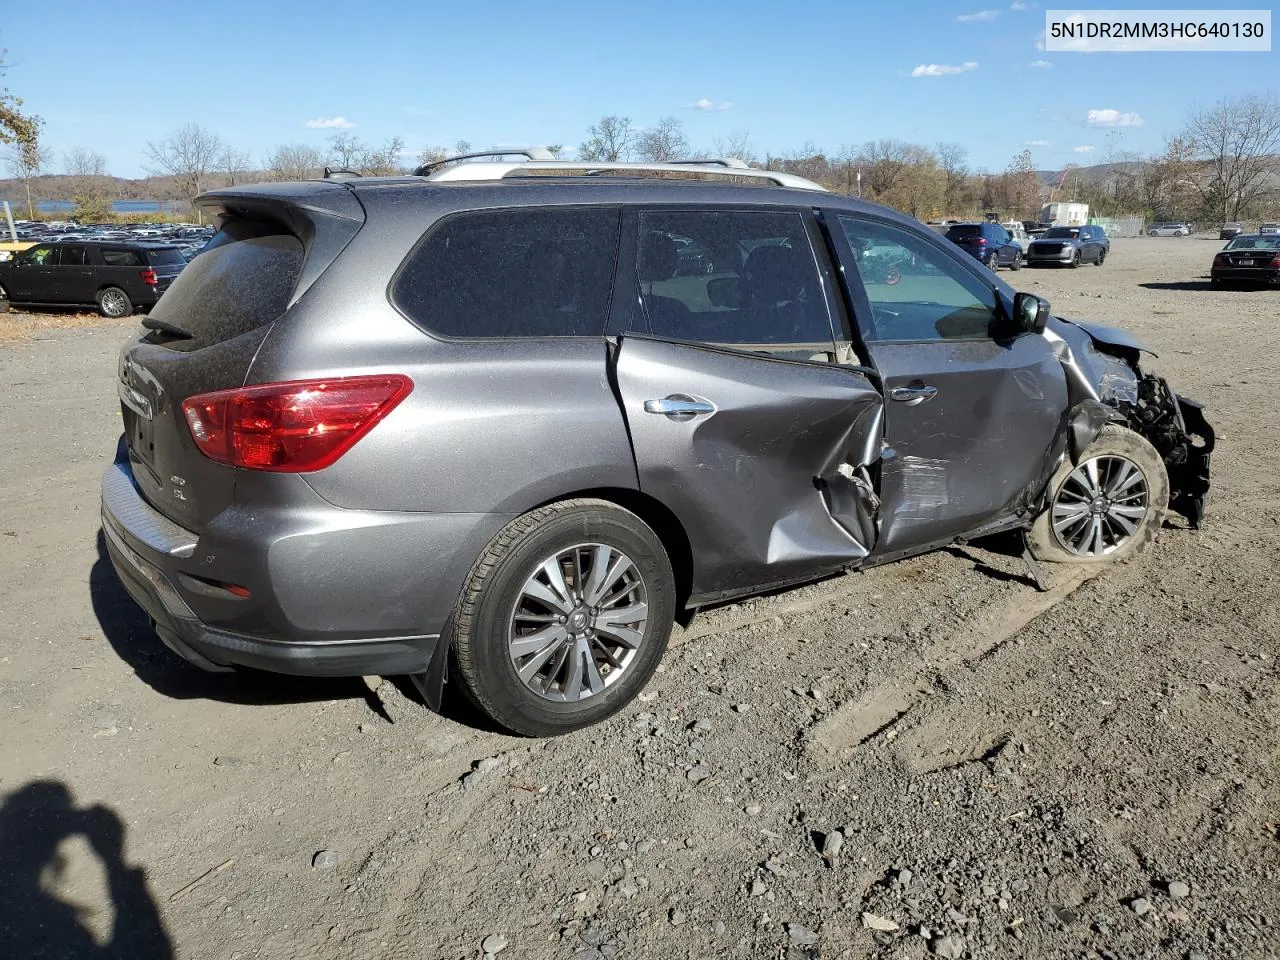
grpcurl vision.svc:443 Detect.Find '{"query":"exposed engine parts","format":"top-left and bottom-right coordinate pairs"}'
top-left (1117, 375), bottom-right (1215, 528)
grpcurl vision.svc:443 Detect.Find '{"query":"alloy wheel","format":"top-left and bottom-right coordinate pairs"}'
top-left (508, 543), bottom-right (649, 702)
top-left (1051, 455), bottom-right (1150, 557)
top-left (101, 290), bottom-right (129, 317)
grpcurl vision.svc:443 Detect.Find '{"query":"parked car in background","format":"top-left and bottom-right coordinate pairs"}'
top-left (1027, 224), bottom-right (1110, 267)
top-left (1148, 222), bottom-right (1191, 237)
top-left (1260, 223), bottom-right (1280, 235)
top-left (1219, 222), bottom-right (1243, 240)
top-left (1210, 234), bottom-right (1280, 288)
top-left (944, 222), bottom-right (1023, 271)
top-left (1002, 221), bottom-right (1032, 253)
top-left (99, 153), bottom-right (1213, 736)
top-left (0, 240), bottom-right (186, 316)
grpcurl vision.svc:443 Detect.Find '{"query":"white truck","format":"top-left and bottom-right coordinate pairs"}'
top-left (1039, 202), bottom-right (1090, 226)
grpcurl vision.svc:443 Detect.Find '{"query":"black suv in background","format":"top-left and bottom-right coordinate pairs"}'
top-left (943, 222), bottom-right (1023, 271)
top-left (0, 241), bottom-right (186, 317)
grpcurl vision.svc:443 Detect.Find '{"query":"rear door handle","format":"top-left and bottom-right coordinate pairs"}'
top-left (889, 383), bottom-right (938, 405)
top-left (643, 395), bottom-right (716, 419)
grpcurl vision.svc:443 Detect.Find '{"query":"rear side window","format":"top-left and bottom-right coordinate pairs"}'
top-left (102, 249), bottom-right (143, 267)
top-left (145, 248), bottom-right (186, 266)
top-left (634, 209), bottom-right (834, 359)
top-left (60, 245), bottom-right (89, 266)
top-left (393, 207), bottom-right (620, 338)
top-left (149, 219), bottom-right (304, 349)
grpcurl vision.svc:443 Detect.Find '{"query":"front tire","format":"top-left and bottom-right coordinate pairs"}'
top-left (1069, 249), bottom-right (1081, 268)
top-left (96, 287), bottom-right (133, 318)
top-left (1027, 425), bottom-right (1169, 565)
top-left (449, 499), bottom-right (676, 736)
top-left (0, 283), bottom-right (9, 313)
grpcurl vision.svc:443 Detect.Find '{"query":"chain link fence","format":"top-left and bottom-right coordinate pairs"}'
top-left (1089, 216), bottom-right (1145, 238)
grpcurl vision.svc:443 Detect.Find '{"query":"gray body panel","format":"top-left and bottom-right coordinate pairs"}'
top-left (613, 336), bottom-right (882, 600)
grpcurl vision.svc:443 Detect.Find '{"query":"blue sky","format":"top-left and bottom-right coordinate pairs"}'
top-left (2, 0), bottom-right (1275, 178)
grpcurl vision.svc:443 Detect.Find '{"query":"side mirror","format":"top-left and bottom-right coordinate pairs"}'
top-left (1013, 291), bottom-right (1050, 335)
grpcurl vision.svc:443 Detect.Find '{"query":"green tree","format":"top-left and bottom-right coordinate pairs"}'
top-left (0, 50), bottom-right (41, 165)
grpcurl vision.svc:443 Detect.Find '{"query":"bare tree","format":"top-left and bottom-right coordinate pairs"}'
top-left (579, 116), bottom-right (634, 162)
top-left (144, 124), bottom-right (224, 220)
top-left (711, 130), bottom-right (756, 165)
top-left (266, 144), bottom-right (324, 181)
top-left (219, 147), bottom-right (253, 186)
top-left (1003, 149), bottom-right (1042, 219)
top-left (417, 145), bottom-right (449, 169)
top-left (327, 132), bottom-right (364, 170)
top-left (856, 140), bottom-right (920, 199)
top-left (359, 136), bottom-right (405, 176)
top-left (636, 117), bottom-right (689, 162)
top-left (64, 146), bottom-right (107, 179)
top-left (1184, 93), bottom-right (1280, 221)
top-left (454, 139), bottom-right (472, 155)
top-left (935, 142), bottom-right (970, 214)
top-left (5, 140), bottom-right (51, 217)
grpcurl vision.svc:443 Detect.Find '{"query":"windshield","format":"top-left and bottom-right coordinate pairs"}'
top-left (1225, 237), bottom-right (1280, 250)
top-left (1043, 227), bottom-right (1080, 239)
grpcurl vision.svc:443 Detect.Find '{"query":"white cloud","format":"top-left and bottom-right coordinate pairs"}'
top-left (1011, 0), bottom-right (1034, 9)
top-left (956, 8), bottom-right (1000, 21)
top-left (1029, 59), bottom-right (1053, 68)
top-left (910, 61), bottom-right (979, 77)
top-left (689, 98), bottom-right (733, 111)
top-left (306, 116), bottom-right (354, 130)
top-left (1087, 108), bottom-right (1143, 127)
top-left (1034, 29), bottom-right (1046, 50)
top-left (1072, 145), bottom-right (1096, 154)
top-left (1025, 139), bottom-right (1051, 147)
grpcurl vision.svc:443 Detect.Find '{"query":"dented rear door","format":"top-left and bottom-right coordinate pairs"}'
top-left (611, 205), bottom-right (885, 603)
top-left (832, 213), bottom-right (1067, 553)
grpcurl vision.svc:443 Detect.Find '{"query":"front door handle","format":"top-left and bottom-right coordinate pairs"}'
top-left (643, 395), bottom-right (716, 419)
top-left (889, 382), bottom-right (938, 405)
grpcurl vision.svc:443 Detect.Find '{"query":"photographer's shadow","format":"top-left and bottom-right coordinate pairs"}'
top-left (0, 781), bottom-right (173, 959)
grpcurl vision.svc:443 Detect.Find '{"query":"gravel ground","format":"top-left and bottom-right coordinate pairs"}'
top-left (0, 237), bottom-right (1276, 960)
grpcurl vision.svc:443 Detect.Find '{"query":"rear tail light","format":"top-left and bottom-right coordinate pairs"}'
top-left (1213, 253), bottom-right (1228, 265)
top-left (140, 268), bottom-right (158, 286)
top-left (1271, 254), bottom-right (1280, 267)
top-left (181, 375), bottom-right (413, 472)
top-left (975, 237), bottom-right (987, 245)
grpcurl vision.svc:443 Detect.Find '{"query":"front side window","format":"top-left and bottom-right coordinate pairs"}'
top-left (839, 216), bottom-right (1000, 343)
top-left (20, 245), bottom-right (56, 267)
top-left (634, 209), bottom-right (834, 359)
top-left (394, 207), bottom-right (620, 338)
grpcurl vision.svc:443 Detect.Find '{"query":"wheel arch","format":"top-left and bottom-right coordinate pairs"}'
top-left (530, 487), bottom-right (695, 615)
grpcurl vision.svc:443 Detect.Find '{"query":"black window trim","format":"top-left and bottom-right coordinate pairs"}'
top-left (828, 209), bottom-right (1023, 347)
top-left (387, 203), bottom-right (624, 343)
top-left (619, 203), bottom-right (841, 365)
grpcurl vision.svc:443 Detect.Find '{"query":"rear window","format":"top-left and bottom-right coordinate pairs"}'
top-left (393, 207), bottom-right (620, 338)
top-left (145, 248), bottom-right (186, 266)
top-left (945, 225), bottom-right (982, 239)
top-left (148, 219), bottom-right (304, 349)
top-left (1226, 237), bottom-right (1280, 250)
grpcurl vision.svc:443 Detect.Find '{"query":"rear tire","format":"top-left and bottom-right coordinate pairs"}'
top-left (96, 287), bottom-right (133, 318)
top-left (1027, 425), bottom-right (1169, 565)
top-left (1095, 249), bottom-right (1106, 266)
top-left (0, 283), bottom-right (9, 313)
top-left (1011, 251), bottom-right (1023, 271)
top-left (988, 253), bottom-right (1000, 272)
top-left (448, 499), bottom-right (676, 737)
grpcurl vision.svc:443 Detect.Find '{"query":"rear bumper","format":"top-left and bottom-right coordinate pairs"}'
top-left (1211, 267), bottom-right (1280, 284)
top-left (98, 454), bottom-right (494, 676)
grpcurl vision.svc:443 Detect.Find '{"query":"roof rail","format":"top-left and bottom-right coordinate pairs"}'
top-left (423, 160), bottom-right (826, 192)
top-left (412, 146), bottom-right (557, 177)
top-left (674, 157), bottom-right (751, 169)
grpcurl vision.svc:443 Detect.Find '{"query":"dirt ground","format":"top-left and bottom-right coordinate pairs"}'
top-left (1, 237), bottom-right (1277, 960)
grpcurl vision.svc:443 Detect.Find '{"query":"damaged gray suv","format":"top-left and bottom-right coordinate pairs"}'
top-left (101, 151), bottom-right (1213, 736)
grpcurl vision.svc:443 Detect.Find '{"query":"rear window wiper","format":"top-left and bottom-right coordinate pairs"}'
top-left (141, 317), bottom-right (194, 340)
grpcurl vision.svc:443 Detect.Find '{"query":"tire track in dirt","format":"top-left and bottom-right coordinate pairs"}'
top-left (806, 565), bottom-right (1100, 765)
